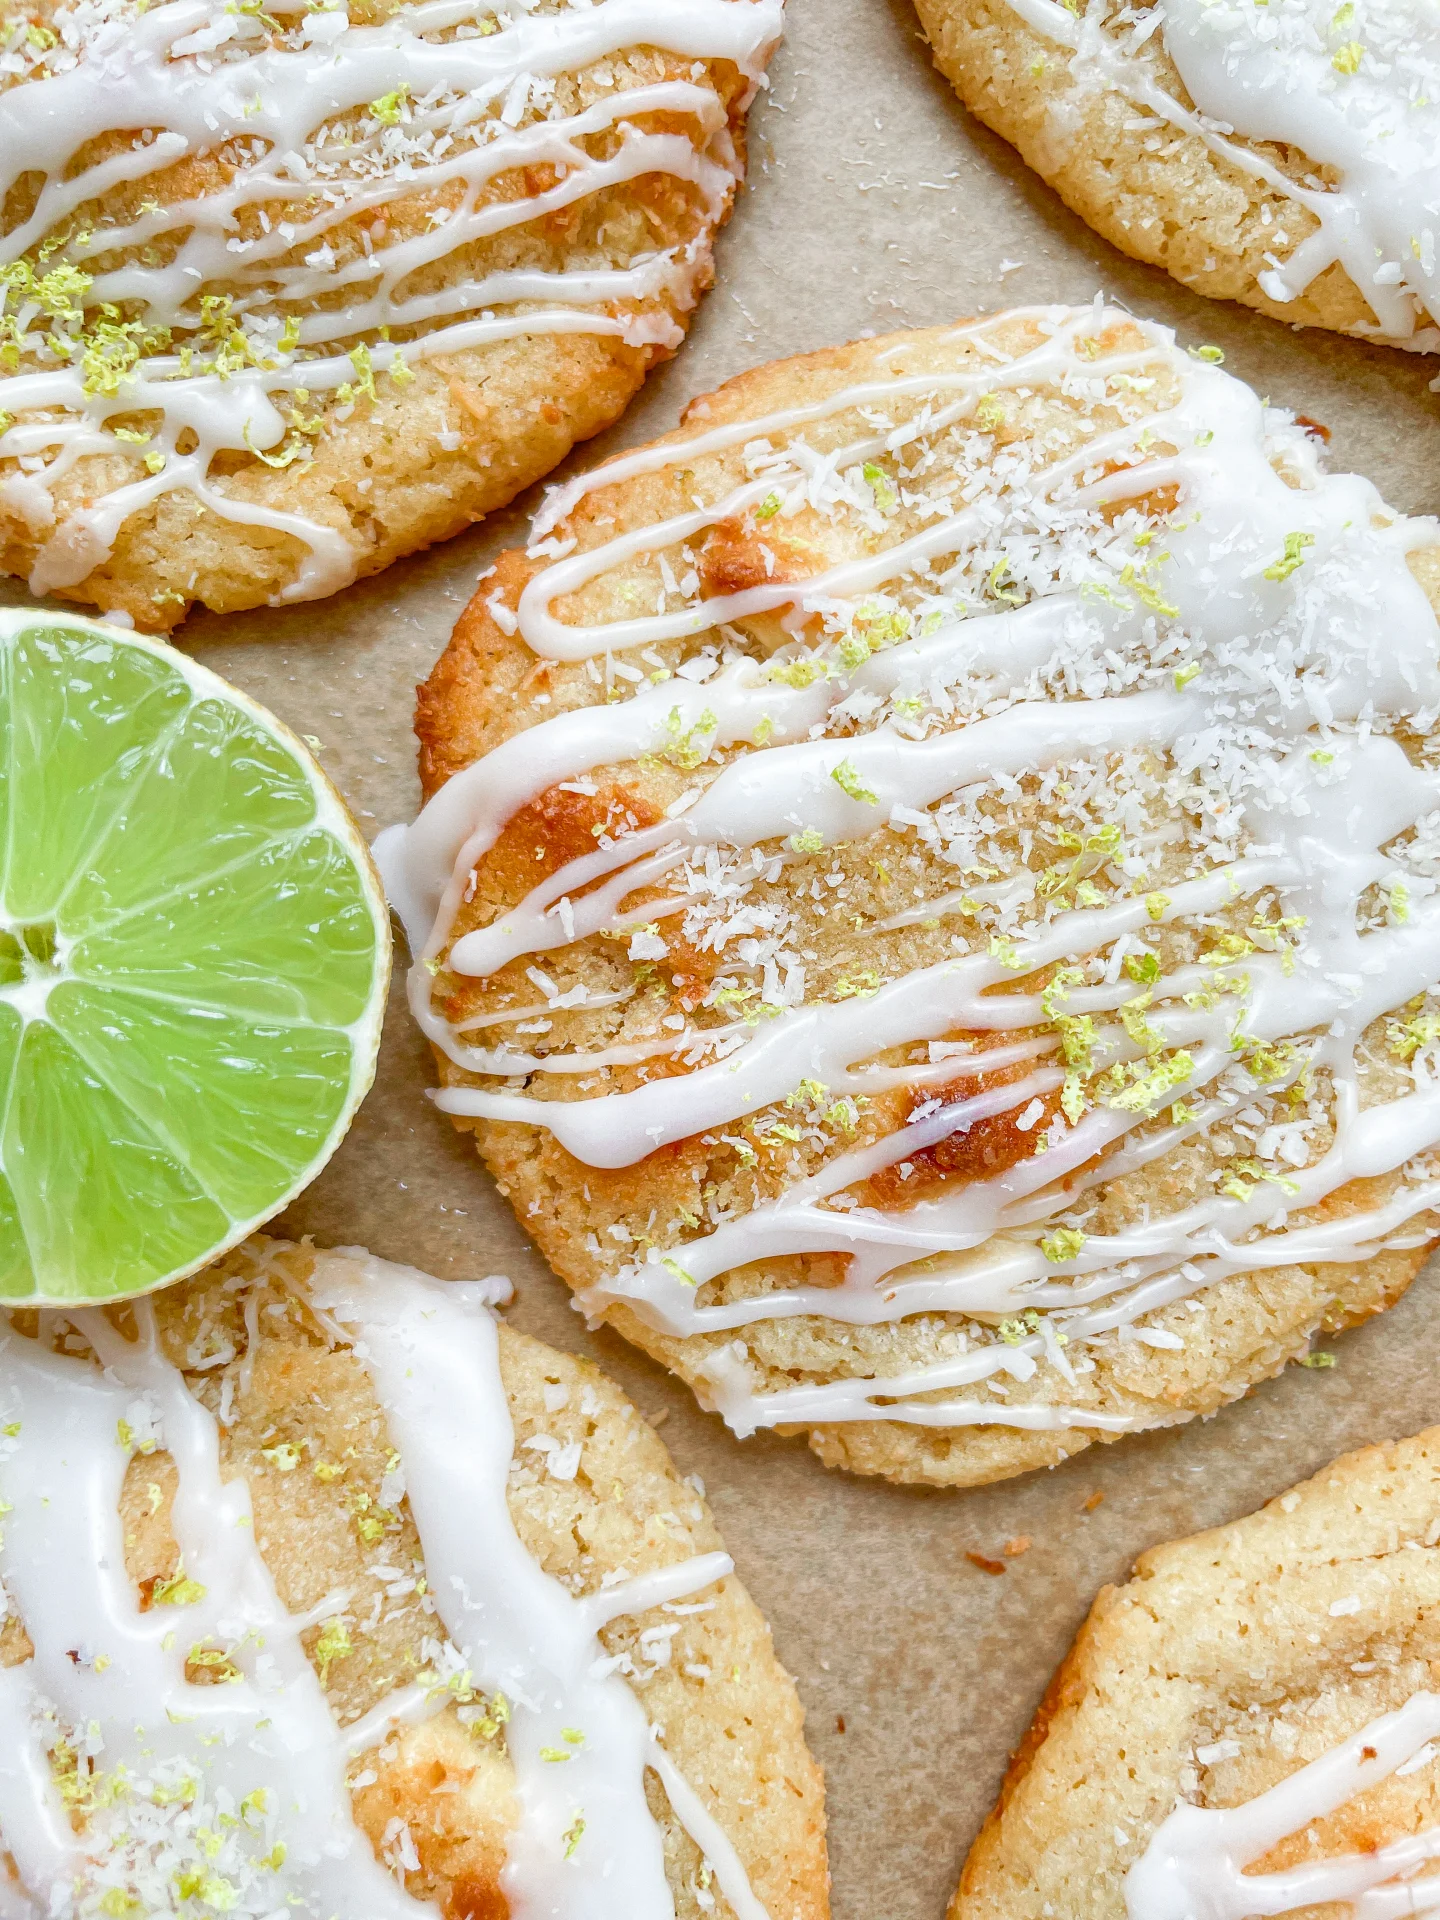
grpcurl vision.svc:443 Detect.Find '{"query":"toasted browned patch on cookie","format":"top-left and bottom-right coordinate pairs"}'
top-left (864, 1048), bottom-right (1065, 1206)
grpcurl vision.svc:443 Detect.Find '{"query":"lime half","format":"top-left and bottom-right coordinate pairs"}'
top-left (0, 612), bottom-right (389, 1303)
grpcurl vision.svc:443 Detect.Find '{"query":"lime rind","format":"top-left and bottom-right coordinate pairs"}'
top-left (0, 610), bottom-right (390, 1304)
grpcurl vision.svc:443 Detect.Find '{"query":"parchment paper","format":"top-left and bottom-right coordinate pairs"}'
top-left (22, 4), bottom-right (1440, 1911)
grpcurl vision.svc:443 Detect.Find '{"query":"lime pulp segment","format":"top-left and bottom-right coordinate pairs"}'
top-left (0, 614), bottom-right (390, 1303)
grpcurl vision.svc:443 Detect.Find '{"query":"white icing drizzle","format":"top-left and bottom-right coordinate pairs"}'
top-left (995, 0), bottom-right (1440, 346)
top-left (1127, 1692), bottom-right (1440, 1918)
top-left (0, 0), bottom-right (781, 602)
top-left (305, 1250), bottom-right (746, 1920)
top-left (0, 1301), bottom-right (423, 1920)
top-left (0, 1252), bottom-right (762, 1920)
top-left (376, 304), bottom-right (1440, 1437)
top-left (644, 1746), bottom-right (770, 1920)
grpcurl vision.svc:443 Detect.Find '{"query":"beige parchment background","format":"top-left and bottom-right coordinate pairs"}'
top-left (15, 2), bottom-right (1440, 1912)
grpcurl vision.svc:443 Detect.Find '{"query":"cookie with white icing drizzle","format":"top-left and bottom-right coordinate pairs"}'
top-left (953, 1424), bottom-right (1440, 1917)
top-left (376, 303), bottom-right (1440, 1489)
top-left (914, 0), bottom-right (1440, 349)
top-left (0, 0), bottom-right (781, 632)
top-left (0, 1235), bottom-right (828, 1920)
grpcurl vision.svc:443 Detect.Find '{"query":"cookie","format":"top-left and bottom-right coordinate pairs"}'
top-left (379, 303), bottom-right (1440, 1489)
top-left (954, 1425), bottom-right (1440, 1917)
top-left (914, 0), bottom-right (1440, 349)
top-left (0, 1235), bottom-right (828, 1920)
top-left (0, 0), bottom-right (781, 632)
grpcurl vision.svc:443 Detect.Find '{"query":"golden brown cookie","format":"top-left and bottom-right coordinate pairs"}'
top-left (914, 0), bottom-right (1440, 349)
top-left (0, 0), bottom-right (781, 631)
top-left (381, 303), bottom-right (1440, 1488)
top-left (954, 1425), bottom-right (1440, 1917)
top-left (0, 1235), bottom-right (828, 1920)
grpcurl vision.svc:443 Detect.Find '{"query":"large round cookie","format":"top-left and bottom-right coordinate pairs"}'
top-left (954, 1426), bottom-right (1440, 1917)
top-left (0, 0), bottom-right (780, 632)
top-left (0, 1235), bottom-right (828, 1920)
top-left (380, 304), bottom-right (1440, 1489)
top-left (914, 0), bottom-right (1440, 349)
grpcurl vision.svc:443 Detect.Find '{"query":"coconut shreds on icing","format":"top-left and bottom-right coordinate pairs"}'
top-left (1125, 1692), bottom-right (1440, 1916)
top-left (0, 1249), bottom-right (764, 1920)
top-left (378, 303), bottom-right (1440, 1439)
top-left (999, 0), bottom-right (1440, 346)
top-left (0, 0), bottom-right (781, 605)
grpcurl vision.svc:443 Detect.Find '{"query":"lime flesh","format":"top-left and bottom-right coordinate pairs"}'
top-left (0, 613), bottom-right (389, 1303)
